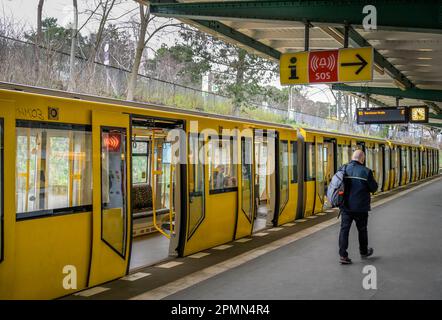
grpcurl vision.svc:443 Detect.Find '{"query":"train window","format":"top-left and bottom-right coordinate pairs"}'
top-left (365, 148), bottom-right (372, 169)
top-left (305, 142), bottom-right (316, 181)
top-left (188, 133), bottom-right (205, 239)
top-left (0, 119), bottom-right (3, 262)
top-left (15, 121), bottom-right (92, 219)
top-left (241, 137), bottom-right (253, 220)
top-left (208, 136), bottom-right (238, 193)
top-left (341, 145), bottom-right (351, 165)
top-left (290, 141), bottom-right (298, 183)
top-left (132, 140), bottom-right (149, 184)
top-left (336, 145), bottom-right (343, 168)
top-left (279, 140), bottom-right (289, 213)
top-left (101, 127), bottom-right (127, 257)
top-left (384, 146), bottom-right (390, 179)
top-left (317, 143), bottom-right (324, 182)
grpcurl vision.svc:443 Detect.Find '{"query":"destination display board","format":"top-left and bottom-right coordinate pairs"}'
top-left (356, 107), bottom-right (408, 124)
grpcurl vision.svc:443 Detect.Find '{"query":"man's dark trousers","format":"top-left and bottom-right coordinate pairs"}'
top-left (339, 210), bottom-right (368, 258)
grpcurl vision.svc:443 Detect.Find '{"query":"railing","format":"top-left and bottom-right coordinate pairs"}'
top-left (0, 36), bottom-right (439, 148)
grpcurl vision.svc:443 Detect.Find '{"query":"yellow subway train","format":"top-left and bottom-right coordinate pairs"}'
top-left (0, 83), bottom-right (439, 299)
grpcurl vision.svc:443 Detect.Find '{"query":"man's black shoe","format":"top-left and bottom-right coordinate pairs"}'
top-left (361, 247), bottom-right (374, 258)
top-left (340, 256), bottom-right (352, 265)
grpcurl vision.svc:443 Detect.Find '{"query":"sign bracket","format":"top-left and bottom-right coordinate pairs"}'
top-left (304, 21), bottom-right (311, 51)
top-left (343, 23), bottom-right (350, 48)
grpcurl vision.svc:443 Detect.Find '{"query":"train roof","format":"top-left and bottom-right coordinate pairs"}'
top-left (301, 124), bottom-right (437, 150)
top-left (0, 81), bottom-right (295, 132)
top-left (0, 82), bottom-right (439, 150)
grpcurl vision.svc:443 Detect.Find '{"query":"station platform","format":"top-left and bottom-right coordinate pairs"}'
top-left (66, 175), bottom-right (442, 300)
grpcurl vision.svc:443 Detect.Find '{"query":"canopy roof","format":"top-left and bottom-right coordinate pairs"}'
top-left (147, 0), bottom-right (442, 128)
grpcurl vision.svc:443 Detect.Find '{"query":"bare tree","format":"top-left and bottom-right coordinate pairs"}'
top-left (68, 0), bottom-right (78, 91)
top-left (126, 4), bottom-right (182, 101)
top-left (34, 0), bottom-right (44, 82)
top-left (85, 0), bottom-right (117, 76)
top-left (126, 2), bottom-right (150, 101)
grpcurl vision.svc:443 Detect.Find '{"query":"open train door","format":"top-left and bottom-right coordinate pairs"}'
top-left (88, 110), bottom-right (131, 287)
top-left (314, 135), bottom-right (325, 214)
top-left (234, 128), bottom-right (255, 239)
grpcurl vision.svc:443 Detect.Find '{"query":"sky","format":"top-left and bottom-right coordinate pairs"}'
top-left (0, 0), bottom-right (335, 104)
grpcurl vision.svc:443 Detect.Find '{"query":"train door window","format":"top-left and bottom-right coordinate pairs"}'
top-left (384, 146), bottom-right (390, 180)
top-left (101, 127), bottom-right (127, 256)
top-left (391, 148), bottom-right (396, 170)
top-left (430, 150), bottom-right (433, 175)
top-left (373, 147), bottom-right (380, 183)
top-left (208, 136), bottom-right (237, 193)
top-left (336, 145), bottom-right (343, 168)
top-left (305, 142), bottom-right (316, 181)
top-left (316, 142), bottom-right (325, 206)
top-left (15, 121), bottom-right (92, 219)
top-left (343, 145), bottom-right (351, 164)
top-left (417, 149), bottom-right (421, 179)
top-left (323, 142), bottom-right (335, 186)
top-left (290, 141), bottom-right (298, 183)
top-left (241, 137), bottom-right (253, 220)
top-left (279, 140), bottom-right (289, 213)
top-left (132, 139), bottom-right (149, 184)
top-left (429, 150), bottom-right (431, 175)
top-left (402, 147), bottom-right (407, 181)
top-left (322, 144), bottom-right (328, 180)
top-left (0, 120), bottom-right (3, 262)
top-left (432, 150), bottom-right (435, 175)
top-left (317, 143), bottom-right (324, 182)
top-left (431, 150), bottom-right (434, 175)
top-left (365, 148), bottom-right (372, 170)
top-left (188, 133), bottom-right (205, 238)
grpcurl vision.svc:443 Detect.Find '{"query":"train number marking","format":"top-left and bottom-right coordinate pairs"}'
top-left (16, 106), bottom-right (44, 120)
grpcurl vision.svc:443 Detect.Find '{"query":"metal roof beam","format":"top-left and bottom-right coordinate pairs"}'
top-left (363, 96), bottom-right (390, 109)
top-left (331, 84), bottom-right (442, 105)
top-left (148, 1), bottom-right (281, 60)
top-left (150, 1), bottom-right (442, 34)
top-left (425, 101), bottom-right (442, 114)
top-left (189, 19), bottom-right (281, 60)
top-left (429, 113), bottom-right (442, 120)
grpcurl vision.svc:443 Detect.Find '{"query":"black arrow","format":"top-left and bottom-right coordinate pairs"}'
top-left (341, 54), bottom-right (368, 75)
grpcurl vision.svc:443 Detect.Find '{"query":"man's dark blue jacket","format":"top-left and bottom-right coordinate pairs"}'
top-left (341, 160), bottom-right (378, 213)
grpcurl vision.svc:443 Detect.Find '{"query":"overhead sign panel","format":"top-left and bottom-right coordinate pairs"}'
top-left (356, 106), bottom-right (429, 125)
top-left (356, 107), bottom-right (408, 124)
top-left (280, 47), bottom-right (373, 85)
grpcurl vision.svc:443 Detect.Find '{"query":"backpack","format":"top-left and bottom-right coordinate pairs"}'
top-left (326, 165), bottom-right (347, 208)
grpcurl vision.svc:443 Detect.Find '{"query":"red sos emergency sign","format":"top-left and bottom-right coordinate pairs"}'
top-left (308, 50), bottom-right (338, 83)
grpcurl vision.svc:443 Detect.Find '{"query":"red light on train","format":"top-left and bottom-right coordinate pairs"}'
top-left (103, 133), bottom-right (121, 151)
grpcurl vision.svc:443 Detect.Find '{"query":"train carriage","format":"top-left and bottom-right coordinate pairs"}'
top-left (0, 83), bottom-right (299, 299)
top-left (0, 83), bottom-right (439, 299)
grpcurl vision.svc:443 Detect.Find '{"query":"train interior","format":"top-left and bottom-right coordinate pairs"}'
top-left (129, 117), bottom-right (181, 270)
top-left (322, 139), bottom-right (336, 209)
top-left (253, 134), bottom-right (275, 232)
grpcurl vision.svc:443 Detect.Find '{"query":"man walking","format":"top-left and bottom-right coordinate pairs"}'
top-left (339, 149), bottom-right (378, 265)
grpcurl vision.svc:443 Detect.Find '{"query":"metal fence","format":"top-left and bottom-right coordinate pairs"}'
top-left (0, 36), bottom-right (439, 147)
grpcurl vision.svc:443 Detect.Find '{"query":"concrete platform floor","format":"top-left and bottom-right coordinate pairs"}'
top-left (167, 177), bottom-right (442, 300)
top-left (66, 176), bottom-right (442, 300)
